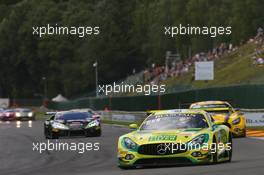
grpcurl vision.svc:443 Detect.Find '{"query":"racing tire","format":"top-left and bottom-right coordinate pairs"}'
top-left (241, 129), bottom-right (246, 137)
top-left (212, 137), bottom-right (218, 163)
top-left (44, 127), bottom-right (49, 139)
top-left (50, 131), bottom-right (59, 139)
top-left (85, 129), bottom-right (101, 137)
top-left (227, 133), bottom-right (232, 162)
top-left (94, 129), bottom-right (101, 137)
top-left (118, 165), bottom-right (135, 170)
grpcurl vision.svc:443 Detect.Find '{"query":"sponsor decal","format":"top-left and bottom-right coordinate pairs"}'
top-left (245, 112), bottom-right (264, 127)
top-left (148, 135), bottom-right (177, 142)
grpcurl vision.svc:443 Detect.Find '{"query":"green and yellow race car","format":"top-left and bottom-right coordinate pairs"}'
top-left (190, 101), bottom-right (246, 137)
top-left (117, 109), bottom-right (232, 168)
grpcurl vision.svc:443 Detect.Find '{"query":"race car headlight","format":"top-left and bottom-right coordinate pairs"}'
top-left (52, 122), bottom-right (69, 130)
top-left (232, 117), bottom-right (241, 125)
top-left (28, 112), bottom-right (33, 117)
top-left (86, 120), bottom-right (99, 128)
top-left (123, 137), bottom-right (137, 150)
top-left (15, 113), bottom-right (21, 117)
top-left (189, 134), bottom-right (209, 146)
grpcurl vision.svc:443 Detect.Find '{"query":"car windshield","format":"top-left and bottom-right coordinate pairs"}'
top-left (140, 113), bottom-right (209, 131)
top-left (55, 112), bottom-right (92, 120)
top-left (5, 109), bottom-right (14, 112)
top-left (205, 110), bottom-right (231, 115)
top-left (16, 109), bottom-right (32, 112)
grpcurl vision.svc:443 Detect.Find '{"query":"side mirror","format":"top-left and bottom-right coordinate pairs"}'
top-left (129, 124), bottom-right (138, 130)
top-left (92, 115), bottom-right (101, 119)
top-left (234, 108), bottom-right (244, 115)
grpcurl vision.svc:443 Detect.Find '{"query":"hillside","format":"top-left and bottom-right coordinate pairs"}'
top-left (164, 42), bottom-right (264, 92)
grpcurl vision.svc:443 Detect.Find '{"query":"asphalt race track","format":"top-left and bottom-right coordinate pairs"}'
top-left (0, 120), bottom-right (264, 175)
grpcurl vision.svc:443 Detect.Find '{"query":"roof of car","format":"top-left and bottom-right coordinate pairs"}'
top-left (56, 111), bottom-right (88, 115)
top-left (150, 109), bottom-right (207, 115)
top-left (190, 101), bottom-right (230, 107)
top-left (70, 108), bottom-right (94, 113)
top-left (15, 108), bottom-right (31, 111)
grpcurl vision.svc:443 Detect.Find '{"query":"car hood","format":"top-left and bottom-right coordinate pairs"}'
top-left (212, 114), bottom-right (227, 122)
top-left (212, 112), bottom-right (238, 123)
top-left (124, 128), bottom-right (208, 145)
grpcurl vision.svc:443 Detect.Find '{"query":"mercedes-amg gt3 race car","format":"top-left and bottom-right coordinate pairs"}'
top-left (117, 109), bottom-right (232, 168)
top-left (190, 101), bottom-right (246, 137)
top-left (44, 111), bottom-right (101, 139)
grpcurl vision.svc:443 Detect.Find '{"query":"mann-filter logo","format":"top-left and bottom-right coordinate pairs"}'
top-left (148, 135), bottom-right (177, 142)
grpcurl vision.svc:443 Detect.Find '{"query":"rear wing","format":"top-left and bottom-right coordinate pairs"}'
top-left (180, 100), bottom-right (238, 109)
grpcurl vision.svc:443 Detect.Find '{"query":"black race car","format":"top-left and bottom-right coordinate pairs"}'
top-left (44, 111), bottom-right (101, 139)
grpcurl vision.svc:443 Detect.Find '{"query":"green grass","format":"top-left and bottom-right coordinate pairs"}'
top-left (164, 43), bottom-right (264, 90)
top-left (35, 112), bottom-right (46, 119)
top-left (102, 119), bottom-right (142, 126)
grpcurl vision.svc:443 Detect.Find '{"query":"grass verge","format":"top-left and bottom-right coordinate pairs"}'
top-left (102, 119), bottom-right (142, 126)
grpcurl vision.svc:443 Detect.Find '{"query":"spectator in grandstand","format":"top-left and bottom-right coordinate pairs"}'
top-left (257, 57), bottom-right (264, 65)
top-left (132, 68), bottom-right (136, 74)
top-left (142, 41), bottom-right (238, 85)
top-left (257, 27), bottom-right (263, 37)
top-left (255, 27), bottom-right (264, 44)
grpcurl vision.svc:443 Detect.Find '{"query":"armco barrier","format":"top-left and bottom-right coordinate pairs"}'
top-left (48, 84), bottom-right (264, 111)
top-left (100, 111), bottom-right (146, 122)
top-left (100, 110), bottom-right (264, 127)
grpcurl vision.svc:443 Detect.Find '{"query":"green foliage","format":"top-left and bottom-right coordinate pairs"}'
top-left (0, 0), bottom-right (263, 98)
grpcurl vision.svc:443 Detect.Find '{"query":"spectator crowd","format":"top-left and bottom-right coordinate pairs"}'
top-left (251, 27), bottom-right (264, 66)
top-left (143, 27), bottom-right (264, 84)
top-left (143, 42), bottom-right (237, 84)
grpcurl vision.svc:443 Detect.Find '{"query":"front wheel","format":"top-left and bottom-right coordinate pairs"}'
top-left (118, 165), bottom-right (135, 170)
top-left (241, 129), bottom-right (246, 137)
top-left (94, 129), bottom-right (101, 137)
top-left (85, 128), bottom-right (101, 137)
top-left (211, 137), bottom-right (218, 163)
top-left (44, 126), bottom-right (49, 139)
top-left (50, 132), bottom-right (59, 139)
top-left (227, 133), bottom-right (233, 162)
top-left (48, 129), bottom-right (59, 139)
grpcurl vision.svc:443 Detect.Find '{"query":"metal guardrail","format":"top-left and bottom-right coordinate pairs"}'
top-left (100, 110), bottom-right (146, 122)
top-left (241, 109), bottom-right (264, 112)
top-left (100, 109), bottom-right (264, 127)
